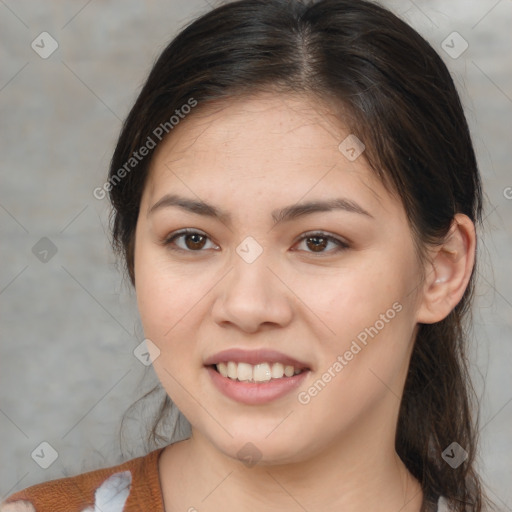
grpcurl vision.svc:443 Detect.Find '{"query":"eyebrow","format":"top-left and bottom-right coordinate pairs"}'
top-left (148, 193), bottom-right (373, 225)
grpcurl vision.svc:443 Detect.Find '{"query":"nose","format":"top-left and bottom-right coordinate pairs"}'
top-left (211, 252), bottom-right (294, 334)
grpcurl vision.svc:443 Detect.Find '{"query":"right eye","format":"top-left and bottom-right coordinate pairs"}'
top-left (164, 229), bottom-right (219, 252)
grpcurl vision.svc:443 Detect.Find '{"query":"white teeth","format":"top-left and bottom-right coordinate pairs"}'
top-left (237, 362), bottom-right (253, 382)
top-left (271, 362), bottom-right (284, 379)
top-left (227, 361), bottom-right (237, 379)
top-left (217, 362), bottom-right (228, 378)
top-left (215, 361), bottom-right (305, 382)
top-left (284, 365), bottom-right (295, 377)
top-left (253, 363), bottom-right (272, 382)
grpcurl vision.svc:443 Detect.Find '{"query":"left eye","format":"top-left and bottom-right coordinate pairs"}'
top-left (164, 230), bottom-right (348, 254)
top-left (294, 232), bottom-right (349, 254)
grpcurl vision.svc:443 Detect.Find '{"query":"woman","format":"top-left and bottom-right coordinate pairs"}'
top-left (1, 0), bottom-right (495, 510)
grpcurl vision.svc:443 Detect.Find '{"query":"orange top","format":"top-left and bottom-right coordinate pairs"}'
top-left (0, 447), bottom-right (166, 512)
top-left (1, 447), bottom-right (452, 512)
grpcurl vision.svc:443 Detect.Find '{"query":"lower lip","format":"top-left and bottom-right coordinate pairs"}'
top-left (206, 366), bottom-right (310, 405)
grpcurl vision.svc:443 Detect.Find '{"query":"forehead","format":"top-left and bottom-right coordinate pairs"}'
top-left (156, 93), bottom-right (342, 157)
top-left (143, 92), bottom-right (390, 213)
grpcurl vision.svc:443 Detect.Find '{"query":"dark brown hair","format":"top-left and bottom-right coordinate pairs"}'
top-left (109, 1), bottom-right (493, 510)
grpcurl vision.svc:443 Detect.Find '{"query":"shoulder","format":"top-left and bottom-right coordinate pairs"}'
top-left (1, 447), bottom-right (166, 512)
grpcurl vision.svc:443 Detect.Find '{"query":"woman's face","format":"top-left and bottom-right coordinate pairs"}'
top-left (134, 93), bottom-right (426, 465)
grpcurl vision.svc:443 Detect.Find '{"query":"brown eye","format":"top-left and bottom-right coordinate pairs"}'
top-left (164, 229), bottom-right (217, 252)
top-left (295, 232), bottom-right (349, 254)
top-left (183, 233), bottom-right (207, 250)
top-left (305, 235), bottom-right (328, 252)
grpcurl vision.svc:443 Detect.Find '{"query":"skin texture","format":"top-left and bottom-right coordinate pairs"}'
top-left (133, 92), bottom-right (476, 512)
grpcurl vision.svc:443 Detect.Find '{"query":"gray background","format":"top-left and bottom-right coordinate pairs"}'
top-left (1, 0), bottom-right (511, 508)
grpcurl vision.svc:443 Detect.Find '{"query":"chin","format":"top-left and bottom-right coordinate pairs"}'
top-left (207, 430), bottom-right (311, 468)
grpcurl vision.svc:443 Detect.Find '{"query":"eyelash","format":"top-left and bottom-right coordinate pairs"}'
top-left (163, 228), bottom-right (349, 255)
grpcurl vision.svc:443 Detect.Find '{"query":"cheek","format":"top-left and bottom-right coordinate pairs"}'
top-left (134, 248), bottom-right (207, 410)
top-left (134, 242), bottom-right (203, 337)
top-left (302, 259), bottom-right (412, 341)
top-left (134, 227), bottom-right (177, 389)
top-left (304, 253), bottom-right (419, 394)
top-left (294, 305), bottom-right (415, 443)
top-left (137, 284), bottom-right (204, 362)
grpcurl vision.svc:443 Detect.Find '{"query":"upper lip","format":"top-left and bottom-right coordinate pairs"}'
top-left (204, 348), bottom-right (311, 370)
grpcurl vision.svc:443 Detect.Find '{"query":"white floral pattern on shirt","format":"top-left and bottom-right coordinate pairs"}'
top-left (0, 470), bottom-right (132, 512)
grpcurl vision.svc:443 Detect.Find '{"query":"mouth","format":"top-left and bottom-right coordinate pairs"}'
top-left (204, 348), bottom-right (311, 381)
top-left (203, 348), bottom-right (311, 404)
top-left (208, 361), bottom-right (307, 383)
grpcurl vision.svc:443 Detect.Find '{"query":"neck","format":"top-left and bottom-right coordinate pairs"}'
top-left (159, 416), bottom-right (423, 512)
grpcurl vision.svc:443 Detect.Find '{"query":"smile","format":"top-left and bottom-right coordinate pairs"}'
top-left (204, 348), bottom-right (312, 404)
top-left (214, 361), bottom-right (304, 382)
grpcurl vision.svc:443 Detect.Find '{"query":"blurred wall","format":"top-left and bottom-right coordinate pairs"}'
top-left (1, 0), bottom-right (511, 507)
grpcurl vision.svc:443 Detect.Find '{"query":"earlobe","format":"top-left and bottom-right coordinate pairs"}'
top-left (416, 214), bottom-right (476, 324)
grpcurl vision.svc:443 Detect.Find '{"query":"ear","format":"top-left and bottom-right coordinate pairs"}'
top-left (416, 213), bottom-right (476, 324)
